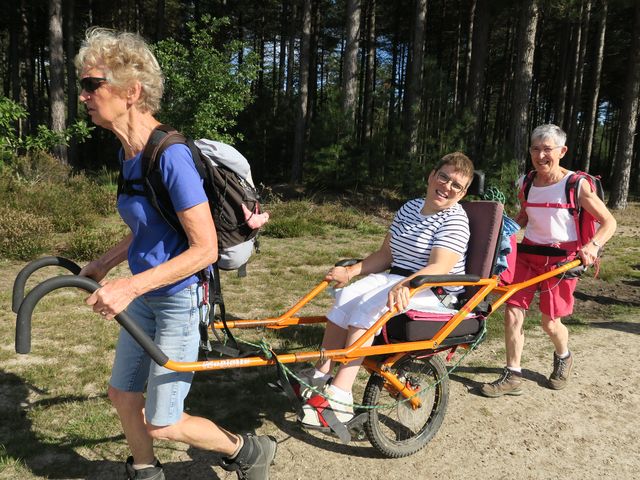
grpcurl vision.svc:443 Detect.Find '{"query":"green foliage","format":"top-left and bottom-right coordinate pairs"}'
top-left (0, 97), bottom-right (27, 154)
top-left (262, 200), bottom-right (387, 238)
top-left (10, 149), bottom-right (73, 183)
top-left (0, 159), bottom-right (115, 235)
top-left (0, 96), bottom-right (92, 161)
top-left (154, 16), bottom-right (259, 142)
top-left (62, 225), bottom-right (127, 261)
top-left (481, 155), bottom-right (522, 215)
top-left (0, 206), bottom-right (54, 260)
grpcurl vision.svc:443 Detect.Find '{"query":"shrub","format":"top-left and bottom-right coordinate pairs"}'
top-left (62, 225), bottom-right (126, 261)
top-left (10, 150), bottom-right (72, 183)
top-left (0, 207), bottom-right (54, 260)
top-left (2, 171), bottom-right (116, 232)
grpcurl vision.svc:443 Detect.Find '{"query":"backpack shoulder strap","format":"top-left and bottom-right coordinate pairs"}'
top-left (518, 170), bottom-right (537, 203)
top-left (564, 171), bottom-right (591, 213)
top-left (140, 124), bottom-right (186, 175)
top-left (141, 124), bottom-right (190, 233)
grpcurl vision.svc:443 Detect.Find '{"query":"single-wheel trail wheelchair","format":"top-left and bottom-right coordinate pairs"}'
top-left (13, 194), bottom-right (586, 459)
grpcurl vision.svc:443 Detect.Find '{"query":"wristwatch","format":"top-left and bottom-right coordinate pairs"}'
top-left (591, 239), bottom-right (601, 247)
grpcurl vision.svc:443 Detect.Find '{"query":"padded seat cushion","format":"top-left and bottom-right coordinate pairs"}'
top-left (383, 313), bottom-right (484, 342)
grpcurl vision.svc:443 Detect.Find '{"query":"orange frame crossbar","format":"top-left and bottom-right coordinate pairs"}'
top-left (163, 260), bottom-right (583, 379)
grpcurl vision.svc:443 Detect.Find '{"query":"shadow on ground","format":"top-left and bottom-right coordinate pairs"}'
top-left (0, 370), bottom-right (122, 479)
top-left (448, 365), bottom-right (550, 396)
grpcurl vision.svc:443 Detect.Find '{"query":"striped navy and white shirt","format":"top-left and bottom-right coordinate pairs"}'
top-left (389, 199), bottom-right (470, 293)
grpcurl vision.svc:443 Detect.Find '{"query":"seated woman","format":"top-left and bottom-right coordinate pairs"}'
top-left (300, 152), bottom-right (475, 427)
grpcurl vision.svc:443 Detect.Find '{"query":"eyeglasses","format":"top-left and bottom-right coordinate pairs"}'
top-left (80, 77), bottom-right (108, 93)
top-left (435, 171), bottom-right (466, 193)
top-left (529, 145), bottom-right (563, 155)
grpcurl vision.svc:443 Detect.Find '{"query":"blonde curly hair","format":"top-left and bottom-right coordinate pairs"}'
top-left (75, 27), bottom-right (164, 114)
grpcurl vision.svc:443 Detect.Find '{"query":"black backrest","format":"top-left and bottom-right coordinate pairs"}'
top-left (461, 200), bottom-right (504, 280)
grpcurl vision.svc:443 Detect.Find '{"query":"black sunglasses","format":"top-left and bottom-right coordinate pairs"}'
top-left (80, 77), bottom-right (108, 93)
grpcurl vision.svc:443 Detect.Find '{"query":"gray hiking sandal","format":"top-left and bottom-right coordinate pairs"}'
top-left (219, 433), bottom-right (277, 480)
top-left (125, 457), bottom-right (165, 480)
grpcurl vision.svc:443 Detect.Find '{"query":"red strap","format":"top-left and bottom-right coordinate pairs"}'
top-left (446, 346), bottom-right (458, 362)
top-left (522, 201), bottom-right (572, 209)
top-left (202, 280), bottom-right (209, 306)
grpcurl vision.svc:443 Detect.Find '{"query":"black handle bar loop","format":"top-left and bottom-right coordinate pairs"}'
top-left (15, 275), bottom-right (169, 367)
top-left (12, 256), bottom-right (82, 313)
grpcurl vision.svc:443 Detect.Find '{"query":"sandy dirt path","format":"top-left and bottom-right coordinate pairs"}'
top-left (138, 315), bottom-right (639, 480)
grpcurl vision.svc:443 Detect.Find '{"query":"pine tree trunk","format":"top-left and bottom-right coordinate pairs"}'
top-left (553, 17), bottom-right (571, 127)
top-left (291, 0), bottom-right (313, 183)
top-left (608, 2), bottom-right (640, 209)
top-left (384, 8), bottom-right (400, 170)
top-left (342, 0), bottom-right (361, 120)
top-left (581, 0), bottom-right (607, 173)
top-left (466, 0), bottom-right (489, 159)
top-left (509, 0), bottom-right (539, 173)
top-left (567, 0), bottom-right (591, 167)
top-left (155, 0), bottom-right (165, 41)
top-left (65, 0), bottom-right (77, 165)
top-left (362, 0), bottom-right (376, 146)
top-left (286, 1), bottom-right (297, 97)
top-left (9, 4), bottom-right (22, 139)
top-left (49, 0), bottom-right (67, 163)
top-left (402, 0), bottom-right (427, 159)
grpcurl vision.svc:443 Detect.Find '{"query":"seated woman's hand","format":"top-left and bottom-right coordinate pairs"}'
top-left (387, 282), bottom-right (410, 312)
top-left (325, 266), bottom-right (351, 288)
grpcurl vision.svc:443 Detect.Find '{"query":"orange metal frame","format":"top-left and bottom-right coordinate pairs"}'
top-left (163, 259), bottom-right (583, 379)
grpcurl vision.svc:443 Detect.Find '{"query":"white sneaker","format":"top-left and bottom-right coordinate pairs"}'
top-left (300, 385), bottom-right (354, 427)
top-left (291, 368), bottom-right (330, 401)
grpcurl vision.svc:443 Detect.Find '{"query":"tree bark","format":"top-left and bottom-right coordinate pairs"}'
top-left (342, 0), bottom-right (361, 120)
top-left (509, 0), bottom-right (539, 173)
top-left (466, 0), bottom-right (489, 159)
top-left (581, 0), bottom-right (607, 173)
top-left (553, 15), bottom-right (572, 128)
top-left (155, 0), bottom-right (166, 41)
top-left (608, 2), bottom-right (640, 209)
top-left (65, 0), bottom-right (77, 165)
top-left (567, 0), bottom-right (591, 167)
top-left (362, 0), bottom-right (376, 146)
top-left (402, 0), bottom-right (427, 159)
top-left (286, 1), bottom-right (297, 97)
top-left (291, 0), bottom-right (313, 183)
top-left (49, 0), bottom-right (67, 163)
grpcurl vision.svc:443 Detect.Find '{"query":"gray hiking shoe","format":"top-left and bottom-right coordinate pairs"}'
top-left (548, 352), bottom-right (573, 390)
top-left (219, 434), bottom-right (277, 480)
top-left (125, 457), bottom-right (165, 480)
top-left (479, 367), bottom-right (524, 398)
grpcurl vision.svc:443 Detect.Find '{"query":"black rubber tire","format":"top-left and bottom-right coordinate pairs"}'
top-left (362, 354), bottom-right (449, 458)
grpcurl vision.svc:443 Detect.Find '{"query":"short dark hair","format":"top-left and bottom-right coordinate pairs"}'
top-left (433, 152), bottom-right (474, 188)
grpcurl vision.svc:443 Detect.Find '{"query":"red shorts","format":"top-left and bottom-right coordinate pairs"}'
top-left (506, 238), bottom-right (579, 318)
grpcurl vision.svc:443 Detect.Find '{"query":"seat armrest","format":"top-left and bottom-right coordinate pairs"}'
top-left (409, 274), bottom-right (481, 289)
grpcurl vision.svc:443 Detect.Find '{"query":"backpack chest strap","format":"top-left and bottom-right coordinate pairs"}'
top-left (117, 178), bottom-right (146, 197)
top-left (522, 201), bottom-right (572, 209)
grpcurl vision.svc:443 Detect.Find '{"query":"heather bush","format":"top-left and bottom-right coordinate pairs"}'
top-left (0, 207), bottom-right (54, 260)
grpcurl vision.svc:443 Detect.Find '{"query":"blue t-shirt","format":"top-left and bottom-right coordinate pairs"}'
top-left (117, 144), bottom-right (209, 296)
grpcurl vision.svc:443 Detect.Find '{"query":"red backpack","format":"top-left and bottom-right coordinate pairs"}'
top-left (518, 170), bottom-right (604, 251)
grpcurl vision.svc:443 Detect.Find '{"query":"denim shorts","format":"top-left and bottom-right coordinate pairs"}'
top-left (109, 283), bottom-right (204, 426)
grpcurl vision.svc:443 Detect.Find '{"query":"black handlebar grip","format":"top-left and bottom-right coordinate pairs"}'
top-left (15, 275), bottom-right (169, 367)
top-left (12, 256), bottom-right (82, 313)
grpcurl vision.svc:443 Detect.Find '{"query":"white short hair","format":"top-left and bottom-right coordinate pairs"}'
top-left (531, 124), bottom-right (566, 146)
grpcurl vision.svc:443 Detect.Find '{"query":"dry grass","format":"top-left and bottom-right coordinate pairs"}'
top-left (1, 200), bottom-right (639, 479)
